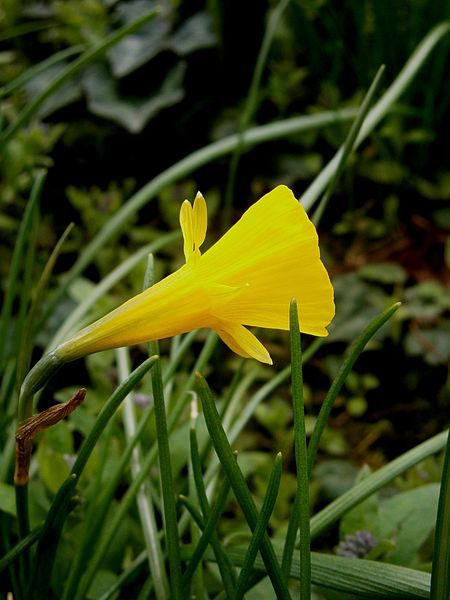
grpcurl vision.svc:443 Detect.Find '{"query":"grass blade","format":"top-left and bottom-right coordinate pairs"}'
top-left (430, 430), bottom-right (450, 599)
top-left (188, 424), bottom-right (236, 596)
top-left (0, 526), bottom-right (42, 574)
top-left (0, 170), bottom-right (45, 366)
top-left (28, 474), bottom-right (78, 598)
top-left (16, 223), bottom-right (74, 390)
top-left (71, 355), bottom-right (157, 478)
top-left (191, 546), bottom-right (431, 598)
top-left (181, 475), bottom-right (231, 590)
top-left (310, 429), bottom-right (449, 540)
top-left (0, 46), bottom-right (85, 99)
top-left (312, 64), bottom-right (385, 225)
top-left (235, 452), bottom-right (283, 599)
top-left (196, 372), bottom-right (291, 600)
top-left (308, 302), bottom-right (401, 472)
top-left (117, 348), bottom-right (168, 600)
top-left (148, 352), bottom-right (182, 598)
top-left (281, 300), bottom-right (310, 596)
top-left (62, 399), bottom-right (156, 600)
top-left (302, 22), bottom-right (450, 211)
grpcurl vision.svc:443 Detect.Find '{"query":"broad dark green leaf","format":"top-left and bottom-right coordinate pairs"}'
top-left (82, 62), bottom-right (186, 133)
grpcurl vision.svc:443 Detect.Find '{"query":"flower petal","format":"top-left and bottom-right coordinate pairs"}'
top-left (215, 322), bottom-right (272, 364)
top-left (180, 199), bottom-right (194, 262)
top-left (200, 185), bottom-right (335, 335)
top-left (192, 191), bottom-right (207, 251)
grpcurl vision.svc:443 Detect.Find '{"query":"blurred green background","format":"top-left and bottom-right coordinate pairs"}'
top-left (1, 1), bottom-right (449, 595)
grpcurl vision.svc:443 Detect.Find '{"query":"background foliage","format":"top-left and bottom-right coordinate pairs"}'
top-left (0, 1), bottom-right (449, 598)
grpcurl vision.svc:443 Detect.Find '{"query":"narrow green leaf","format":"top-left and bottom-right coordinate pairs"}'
top-left (71, 355), bottom-right (158, 478)
top-left (188, 425), bottom-right (236, 596)
top-left (187, 404), bottom-right (205, 600)
top-left (0, 21), bottom-right (54, 42)
top-left (282, 300), bottom-right (310, 596)
top-left (302, 22), bottom-right (450, 211)
top-left (308, 302), bottom-right (401, 472)
top-left (28, 474), bottom-right (78, 598)
top-left (62, 400), bottom-right (156, 600)
top-left (310, 430), bottom-right (449, 540)
top-left (0, 170), bottom-right (45, 366)
top-left (16, 223), bottom-right (74, 390)
top-left (117, 347), bottom-right (168, 600)
top-left (196, 372), bottom-right (291, 600)
top-left (235, 453), bottom-right (282, 599)
top-left (0, 46), bottom-right (85, 99)
top-left (181, 475), bottom-right (231, 590)
top-left (430, 431), bottom-right (450, 599)
top-left (146, 264), bottom-right (182, 598)
top-left (200, 338), bottom-right (324, 511)
top-left (190, 546), bottom-right (431, 598)
top-left (312, 64), bottom-right (385, 225)
top-left (0, 526), bottom-right (41, 574)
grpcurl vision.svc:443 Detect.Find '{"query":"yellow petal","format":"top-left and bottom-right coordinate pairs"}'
top-left (199, 185), bottom-right (335, 335)
top-left (180, 199), bottom-right (194, 263)
top-left (192, 191), bottom-right (207, 250)
top-left (215, 322), bottom-right (272, 364)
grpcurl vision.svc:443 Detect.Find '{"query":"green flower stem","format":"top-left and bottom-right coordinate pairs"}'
top-left (17, 351), bottom-right (63, 423)
top-left (307, 302), bottom-right (401, 473)
top-left (0, 10), bottom-right (159, 149)
top-left (196, 372), bottom-right (291, 600)
top-left (310, 429), bottom-right (449, 540)
top-left (20, 356), bottom-right (157, 600)
top-left (234, 453), bottom-right (283, 600)
top-left (188, 426), bottom-right (236, 596)
top-left (283, 300), bottom-right (310, 596)
top-left (430, 430), bottom-right (450, 599)
top-left (15, 483), bottom-right (30, 593)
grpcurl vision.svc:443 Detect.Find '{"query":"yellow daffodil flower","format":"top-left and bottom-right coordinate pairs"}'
top-left (55, 185), bottom-right (334, 365)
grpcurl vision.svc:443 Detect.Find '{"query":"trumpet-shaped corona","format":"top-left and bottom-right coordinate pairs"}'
top-left (56, 186), bottom-right (335, 364)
